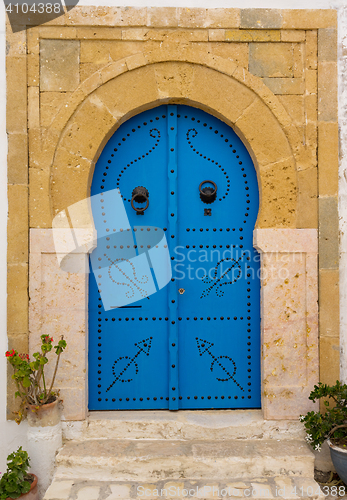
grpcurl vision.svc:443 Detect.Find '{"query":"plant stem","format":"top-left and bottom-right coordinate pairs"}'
top-left (42, 369), bottom-right (47, 399)
top-left (42, 350), bottom-right (61, 404)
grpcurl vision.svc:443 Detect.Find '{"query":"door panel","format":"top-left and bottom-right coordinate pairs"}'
top-left (88, 104), bottom-right (260, 410)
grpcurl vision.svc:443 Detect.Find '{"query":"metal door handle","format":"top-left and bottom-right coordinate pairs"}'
top-left (199, 180), bottom-right (217, 204)
top-left (131, 186), bottom-right (149, 214)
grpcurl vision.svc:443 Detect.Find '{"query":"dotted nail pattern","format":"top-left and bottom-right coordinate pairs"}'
top-left (186, 128), bottom-right (230, 201)
top-left (200, 255), bottom-right (244, 298)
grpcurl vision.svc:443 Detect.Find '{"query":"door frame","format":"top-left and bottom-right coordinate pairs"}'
top-left (29, 56), bottom-right (319, 421)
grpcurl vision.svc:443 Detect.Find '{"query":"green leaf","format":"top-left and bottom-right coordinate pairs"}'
top-left (21, 481), bottom-right (31, 494)
top-left (22, 377), bottom-right (31, 388)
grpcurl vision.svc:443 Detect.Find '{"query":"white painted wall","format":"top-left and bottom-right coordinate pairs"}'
top-left (1, 0), bottom-right (347, 471)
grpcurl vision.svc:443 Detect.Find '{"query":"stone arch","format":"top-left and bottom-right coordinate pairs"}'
top-left (50, 52), bottom-right (302, 228)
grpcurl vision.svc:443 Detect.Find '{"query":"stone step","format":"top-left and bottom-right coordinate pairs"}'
top-left (55, 439), bottom-right (314, 482)
top-left (44, 477), bottom-right (326, 500)
top-left (63, 410), bottom-right (305, 442)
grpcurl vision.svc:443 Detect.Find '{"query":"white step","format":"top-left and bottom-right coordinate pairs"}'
top-left (44, 477), bottom-right (325, 500)
top-left (63, 410), bottom-right (305, 442)
top-left (55, 438), bottom-right (314, 482)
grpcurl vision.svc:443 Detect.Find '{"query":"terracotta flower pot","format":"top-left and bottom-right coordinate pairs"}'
top-left (26, 398), bottom-right (61, 427)
top-left (6, 474), bottom-right (39, 500)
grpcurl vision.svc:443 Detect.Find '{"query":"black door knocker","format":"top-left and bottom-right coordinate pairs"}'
top-left (199, 180), bottom-right (217, 215)
top-left (131, 186), bottom-right (149, 215)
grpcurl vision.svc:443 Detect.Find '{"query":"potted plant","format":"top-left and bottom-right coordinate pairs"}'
top-left (300, 380), bottom-right (347, 483)
top-left (5, 335), bottom-right (67, 424)
top-left (0, 447), bottom-right (38, 500)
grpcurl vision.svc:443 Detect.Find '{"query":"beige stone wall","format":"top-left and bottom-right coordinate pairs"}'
top-left (6, 7), bottom-right (338, 418)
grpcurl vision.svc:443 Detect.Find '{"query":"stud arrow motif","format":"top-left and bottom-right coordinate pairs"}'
top-left (106, 337), bottom-right (153, 392)
top-left (195, 337), bottom-right (244, 390)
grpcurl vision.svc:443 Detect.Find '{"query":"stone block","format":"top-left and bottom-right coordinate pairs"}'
top-left (29, 167), bottom-right (52, 228)
top-left (155, 62), bottom-right (194, 99)
top-left (77, 27), bottom-right (122, 39)
top-left (27, 27), bottom-right (39, 54)
top-left (318, 62), bottom-right (337, 122)
top-left (210, 42), bottom-right (248, 68)
top-left (318, 28), bottom-right (337, 62)
top-left (190, 65), bottom-right (255, 124)
top-left (257, 159), bottom-right (297, 228)
top-left (281, 30), bottom-right (305, 42)
top-left (40, 40), bottom-right (80, 91)
top-left (297, 168), bottom-right (318, 229)
top-left (319, 269), bottom-right (339, 338)
top-left (237, 97), bottom-right (293, 165)
top-left (79, 70), bottom-right (102, 95)
top-left (7, 133), bottom-right (28, 184)
top-left (80, 63), bottom-right (103, 82)
top-left (80, 40), bottom-right (110, 64)
top-left (240, 9), bottom-right (282, 29)
top-left (209, 29), bottom-right (225, 42)
top-left (207, 9), bottom-right (240, 28)
top-left (114, 7), bottom-right (147, 27)
top-left (28, 87), bottom-right (40, 129)
top-left (225, 29), bottom-right (280, 42)
top-left (109, 41), bottom-right (152, 61)
top-left (39, 26), bottom-right (76, 39)
top-left (76, 486), bottom-right (100, 500)
top-left (305, 93), bottom-right (318, 122)
top-left (249, 43), bottom-right (294, 78)
top-left (278, 95), bottom-right (304, 124)
top-left (8, 185), bottom-right (28, 264)
top-left (282, 9), bottom-right (337, 29)
top-left (147, 7), bottom-right (178, 27)
top-left (293, 43), bottom-right (303, 78)
top-left (106, 484), bottom-right (132, 499)
top-left (121, 28), bottom-right (149, 41)
top-left (52, 95), bottom-right (115, 203)
top-left (59, 386), bottom-right (87, 420)
top-left (29, 127), bottom-right (60, 171)
top-left (100, 59), bottom-right (127, 84)
top-left (262, 77), bottom-right (304, 95)
top-left (305, 69), bottom-right (317, 95)
top-left (319, 336), bottom-right (340, 385)
top-left (178, 8), bottom-right (207, 28)
top-left (163, 482), bottom-right (185, 497)
top-left (53, 148), bottom-right (94, 204)
top-left (318, 122), bottom-right (338, 196)
top-left (305, 30), bottom-right (317, 70)
top-left (7, 263), bottom-right (28, 334)
top-left (40, 92), bottom-right (71, 128)
top-left (95, 65), bottom-right (158, 122)
top-left (125, 52), bottom-right (147, 70)
top-left (6, 57), bottom-right (27, 133)
top-left (27, 54), bottom-right (39, 86)
top-left (44, 480), bottom-right (74, 500)
top-left (65, 6), bottom-right (118, 26)
top-left (318, 196), bottom-right (338, 269)
top-left (305, 122), bottom-right (317, 152)
top-left (6, 28), bottom-right (26, 55)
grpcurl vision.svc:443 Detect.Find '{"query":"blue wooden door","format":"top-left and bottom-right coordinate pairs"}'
top-left (88, 105), bottom-right (260, 410)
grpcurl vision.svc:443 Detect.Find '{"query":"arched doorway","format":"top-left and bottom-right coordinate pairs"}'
top-left (88, 104), bottom-right (260, 410)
